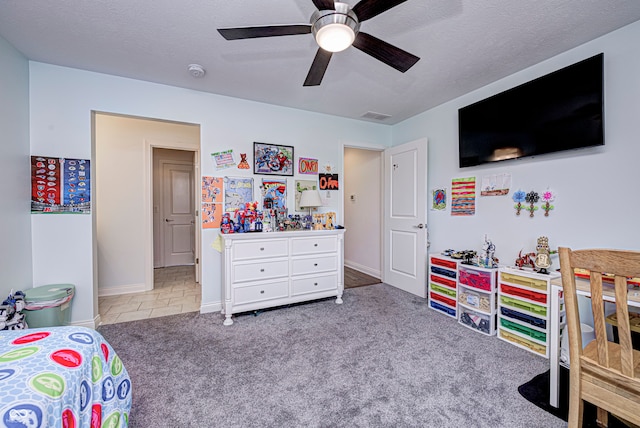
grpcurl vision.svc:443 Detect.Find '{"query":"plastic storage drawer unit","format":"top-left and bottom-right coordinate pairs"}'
top-left (24, 284), bottom-right (75, 328)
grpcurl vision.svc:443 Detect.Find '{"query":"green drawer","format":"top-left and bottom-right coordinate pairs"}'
top-left (500, 295), bottom-right (547, 317)
top-left (430, 283), bottom-right (457, 298)
top-left (500, 317), bottom-right (546, 342)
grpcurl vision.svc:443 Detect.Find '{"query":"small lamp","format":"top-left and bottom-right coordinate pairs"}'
top-left (299, 189), bottom-right (323, 216)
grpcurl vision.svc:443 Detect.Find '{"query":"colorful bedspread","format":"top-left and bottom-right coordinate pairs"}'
top-left (0, 326), bottom-right (131, 428)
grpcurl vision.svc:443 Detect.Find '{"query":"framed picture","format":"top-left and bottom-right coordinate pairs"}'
top-left (253, 142), bottom-right (294, 176)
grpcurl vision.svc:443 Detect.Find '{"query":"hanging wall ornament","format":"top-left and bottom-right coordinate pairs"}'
top-left (512, 190), bottom-right (526, 215)
top-left (525, 191), bottom-right (540, 217)
top-left (541, 189), bottom-right (555, 216)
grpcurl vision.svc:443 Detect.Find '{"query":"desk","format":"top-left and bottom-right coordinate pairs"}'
top-left (549, 277), bottom-right (640, 407)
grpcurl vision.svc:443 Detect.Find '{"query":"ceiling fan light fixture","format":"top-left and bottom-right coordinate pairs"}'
top-left (315, 23), bottom-right (355, 52)
top-left (311, 2), bottom-right (360, 53)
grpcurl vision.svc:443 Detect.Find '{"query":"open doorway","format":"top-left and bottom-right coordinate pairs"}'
top-left (94, 112), bottom-right (201, 324)
top-left (343, 146), bottom-right (383, 287)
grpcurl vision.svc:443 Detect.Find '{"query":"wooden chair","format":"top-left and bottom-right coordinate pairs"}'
top-left (559, 248), bottom-right (640, 427)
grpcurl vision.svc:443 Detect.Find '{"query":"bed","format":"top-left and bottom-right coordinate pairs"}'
top-left (0, 326), bottom-right (132, 427)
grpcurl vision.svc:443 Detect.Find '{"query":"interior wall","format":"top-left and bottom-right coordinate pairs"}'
top-left (0, 36), bottom-right (32, 297)
top-left (343, 147), bottom-right (382, 278)
top-left (95, 113), bottom-right (199, 297)
top-left (392, 20), bottom-right (640, 267)
top-left (28, 64), bottom-right (391, 323)
top-left (153, 148), bottom-right (195, 268)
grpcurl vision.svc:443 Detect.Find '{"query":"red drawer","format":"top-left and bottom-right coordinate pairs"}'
top-left (430, 292), bottom-right (456, 308)
top-left (430, 274), bottom-right (456, 289)
top-left (500, 283), bottom-right (547, 304)
top-left (430, 257), bottom-right (457, 270)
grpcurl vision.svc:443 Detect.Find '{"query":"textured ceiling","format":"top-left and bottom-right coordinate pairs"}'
top-left (1, 0), bottom-right (640, 124)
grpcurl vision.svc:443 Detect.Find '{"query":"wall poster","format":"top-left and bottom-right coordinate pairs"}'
top-left (253, 142), bottom-right (294, 176)
top-left (202, 176), bottom-right (223, 228)
top-left (31, 156), bottom-right (91, 214)
top-left (224, 177), bottom-right (254, 213)
top-left (261, 178), bottom-right (287, 210)
top-left (451, 177), bottom-right (476, 216)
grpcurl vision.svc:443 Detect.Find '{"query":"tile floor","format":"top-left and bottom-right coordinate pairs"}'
top-left (98, 265), bottom-right (201, 325)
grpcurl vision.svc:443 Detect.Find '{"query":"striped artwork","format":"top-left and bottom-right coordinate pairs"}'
top-left (451, 177), bottom-right (476, 216)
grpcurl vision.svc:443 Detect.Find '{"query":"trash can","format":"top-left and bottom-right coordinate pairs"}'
top-left (23, 284), bottom-right (75, 328)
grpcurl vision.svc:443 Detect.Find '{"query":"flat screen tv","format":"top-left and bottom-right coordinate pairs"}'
top-left (458, 53), bottom-right (604, 168)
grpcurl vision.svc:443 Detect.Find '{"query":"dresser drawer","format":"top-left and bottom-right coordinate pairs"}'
top-left (291, 255), bottom-right (337, 276)
top-left (233, 259), bottom-right (288, 283)
top-left (291, 236), bottom-right (337, 255)
top-left (233, 239), bottom-right (288, 261)
top-left (292, 274), bottom-right (337, 296)
top-left (234, 280), bottom-right (289, 305)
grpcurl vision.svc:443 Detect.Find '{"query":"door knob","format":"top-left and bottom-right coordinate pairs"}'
top-left (165, 219), bottom-right (174, 222)
top-left (415, 223), bottom-right (424, 229)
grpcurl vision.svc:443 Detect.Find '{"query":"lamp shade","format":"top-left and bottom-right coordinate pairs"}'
top-left (299, 189), bottom-right (323, 208)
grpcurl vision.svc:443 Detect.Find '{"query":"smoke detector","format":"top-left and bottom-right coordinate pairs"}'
top-left (188, 64), bottom-right (206, 78)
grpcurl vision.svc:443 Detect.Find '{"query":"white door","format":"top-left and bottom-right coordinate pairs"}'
top-left (383, 138), bottom-right (428, 297)
top-left (162, 162), bottom-right (195, 266)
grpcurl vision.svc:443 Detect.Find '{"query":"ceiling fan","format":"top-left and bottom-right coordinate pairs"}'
top-left (217, 0), bottom-right (420, 86)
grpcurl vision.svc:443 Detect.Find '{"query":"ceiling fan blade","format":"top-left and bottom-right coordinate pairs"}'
top-left (218, 25), bottom-right (311, 40)
top-left (311, 0), bottom-right (335, 10)
top-left (352, 32), bottom-right (419, 73)
top-left (304, 48), bottom-right (333, 86)
top-left (352, 0), bottom-right (408, 22)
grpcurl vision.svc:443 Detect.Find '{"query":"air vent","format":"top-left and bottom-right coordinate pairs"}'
top-left (361, 111), bottom-right (392, 121)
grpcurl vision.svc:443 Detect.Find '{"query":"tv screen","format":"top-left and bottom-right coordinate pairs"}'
top-left (458, 53), bottom-right (604, 168)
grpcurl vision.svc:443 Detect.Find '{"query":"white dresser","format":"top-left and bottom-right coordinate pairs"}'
top-left (221, 229), bottom-right (345, 325)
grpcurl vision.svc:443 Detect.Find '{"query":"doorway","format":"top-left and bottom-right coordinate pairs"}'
top-left (94, 113), bottom-right (201, 324)
top-left (343, 147), bottom-right (383, 283)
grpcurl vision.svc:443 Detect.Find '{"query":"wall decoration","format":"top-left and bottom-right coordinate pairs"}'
top-left (261, 179), bottom-right (287, 210)
top-left (253, 142), bottom-right (294, 176)
top-left (201, 176), bottom-right (223, 203)
top-left (31, 156), bottom-right (91, 214)
top-left (295, 180), bottom-right (317, 211)
top-left (202, 203), bottom-right (222, 229)
top-left (224, 177), bottom-right (254, 213)
top-left (212, 149), bottom-right (236, 170)
top-left (201, 176), bottom-right (223, 228)
top-left (237, 153), bottom-right (250, 169)
top-left (512, 190), bottom-right (526, 215)
top-left (298, 157), bottom-right (319, 175)
top-left (525, 190), bottom-right (540, 217)
top-left (451, 177), bottom-right (475, 216)
top-left (541, 189), bottom-right (555, 216)
top-left (432, 188), bottom-right (446, 210)
top-left (319, 173), bottom-right (339, 190)
top-left (480, 173), bottom-right (511, 196)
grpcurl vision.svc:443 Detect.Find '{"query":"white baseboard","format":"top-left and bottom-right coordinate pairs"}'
top-left (98, 283), bottom-right (147, 297)
top-left (200, 301), bottom-right (222, 314)
top-left (344, 260), bottom-right (381, 279)
top-left (70, 315), bottom-right (100, 329)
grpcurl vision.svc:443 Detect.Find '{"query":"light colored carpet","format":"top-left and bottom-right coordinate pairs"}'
top-left (98, 283), bottom-right (565, 428)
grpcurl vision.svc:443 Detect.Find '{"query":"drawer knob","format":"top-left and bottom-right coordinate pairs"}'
top-left (314, 243), bottom-right (318, 247)
top-left (314, 282), bottom-right (318, 286)
top-left (260, 290), bottom-right (265, 294)
top-left (260, 268), bottom-right (265, 272)
top-left (260, 247), bottom-right (265, 251)
top-left (314, 263), bottom-right (318, 267)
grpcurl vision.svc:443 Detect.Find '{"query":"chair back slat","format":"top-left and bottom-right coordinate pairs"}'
top-left (589, 271), bottom-right (610, 367)
top-left (614, 275), bottom-right (635, 376)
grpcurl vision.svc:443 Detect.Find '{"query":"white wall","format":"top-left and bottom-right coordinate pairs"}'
top-left (343, 147), bottom-right (382, 278)
top-left (95, 114), bottom-right (199, 295)
top-left (29, 62), bottom-right (391, 323)
top-left (392, 20), bottom-right (640, 267)
top-left (0, 36), bottom-right (32, 297)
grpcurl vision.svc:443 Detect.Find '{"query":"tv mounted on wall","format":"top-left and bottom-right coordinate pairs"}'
top-left (458, 53), bottom-right (604, 168)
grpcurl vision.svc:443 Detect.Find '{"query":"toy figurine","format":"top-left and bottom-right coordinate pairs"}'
top-left (478, 235), bottom-right (497, 268)
top-left (534, 236), bottom-right (552, 274)
top-left (220, 213), bottom-right (234, 234)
